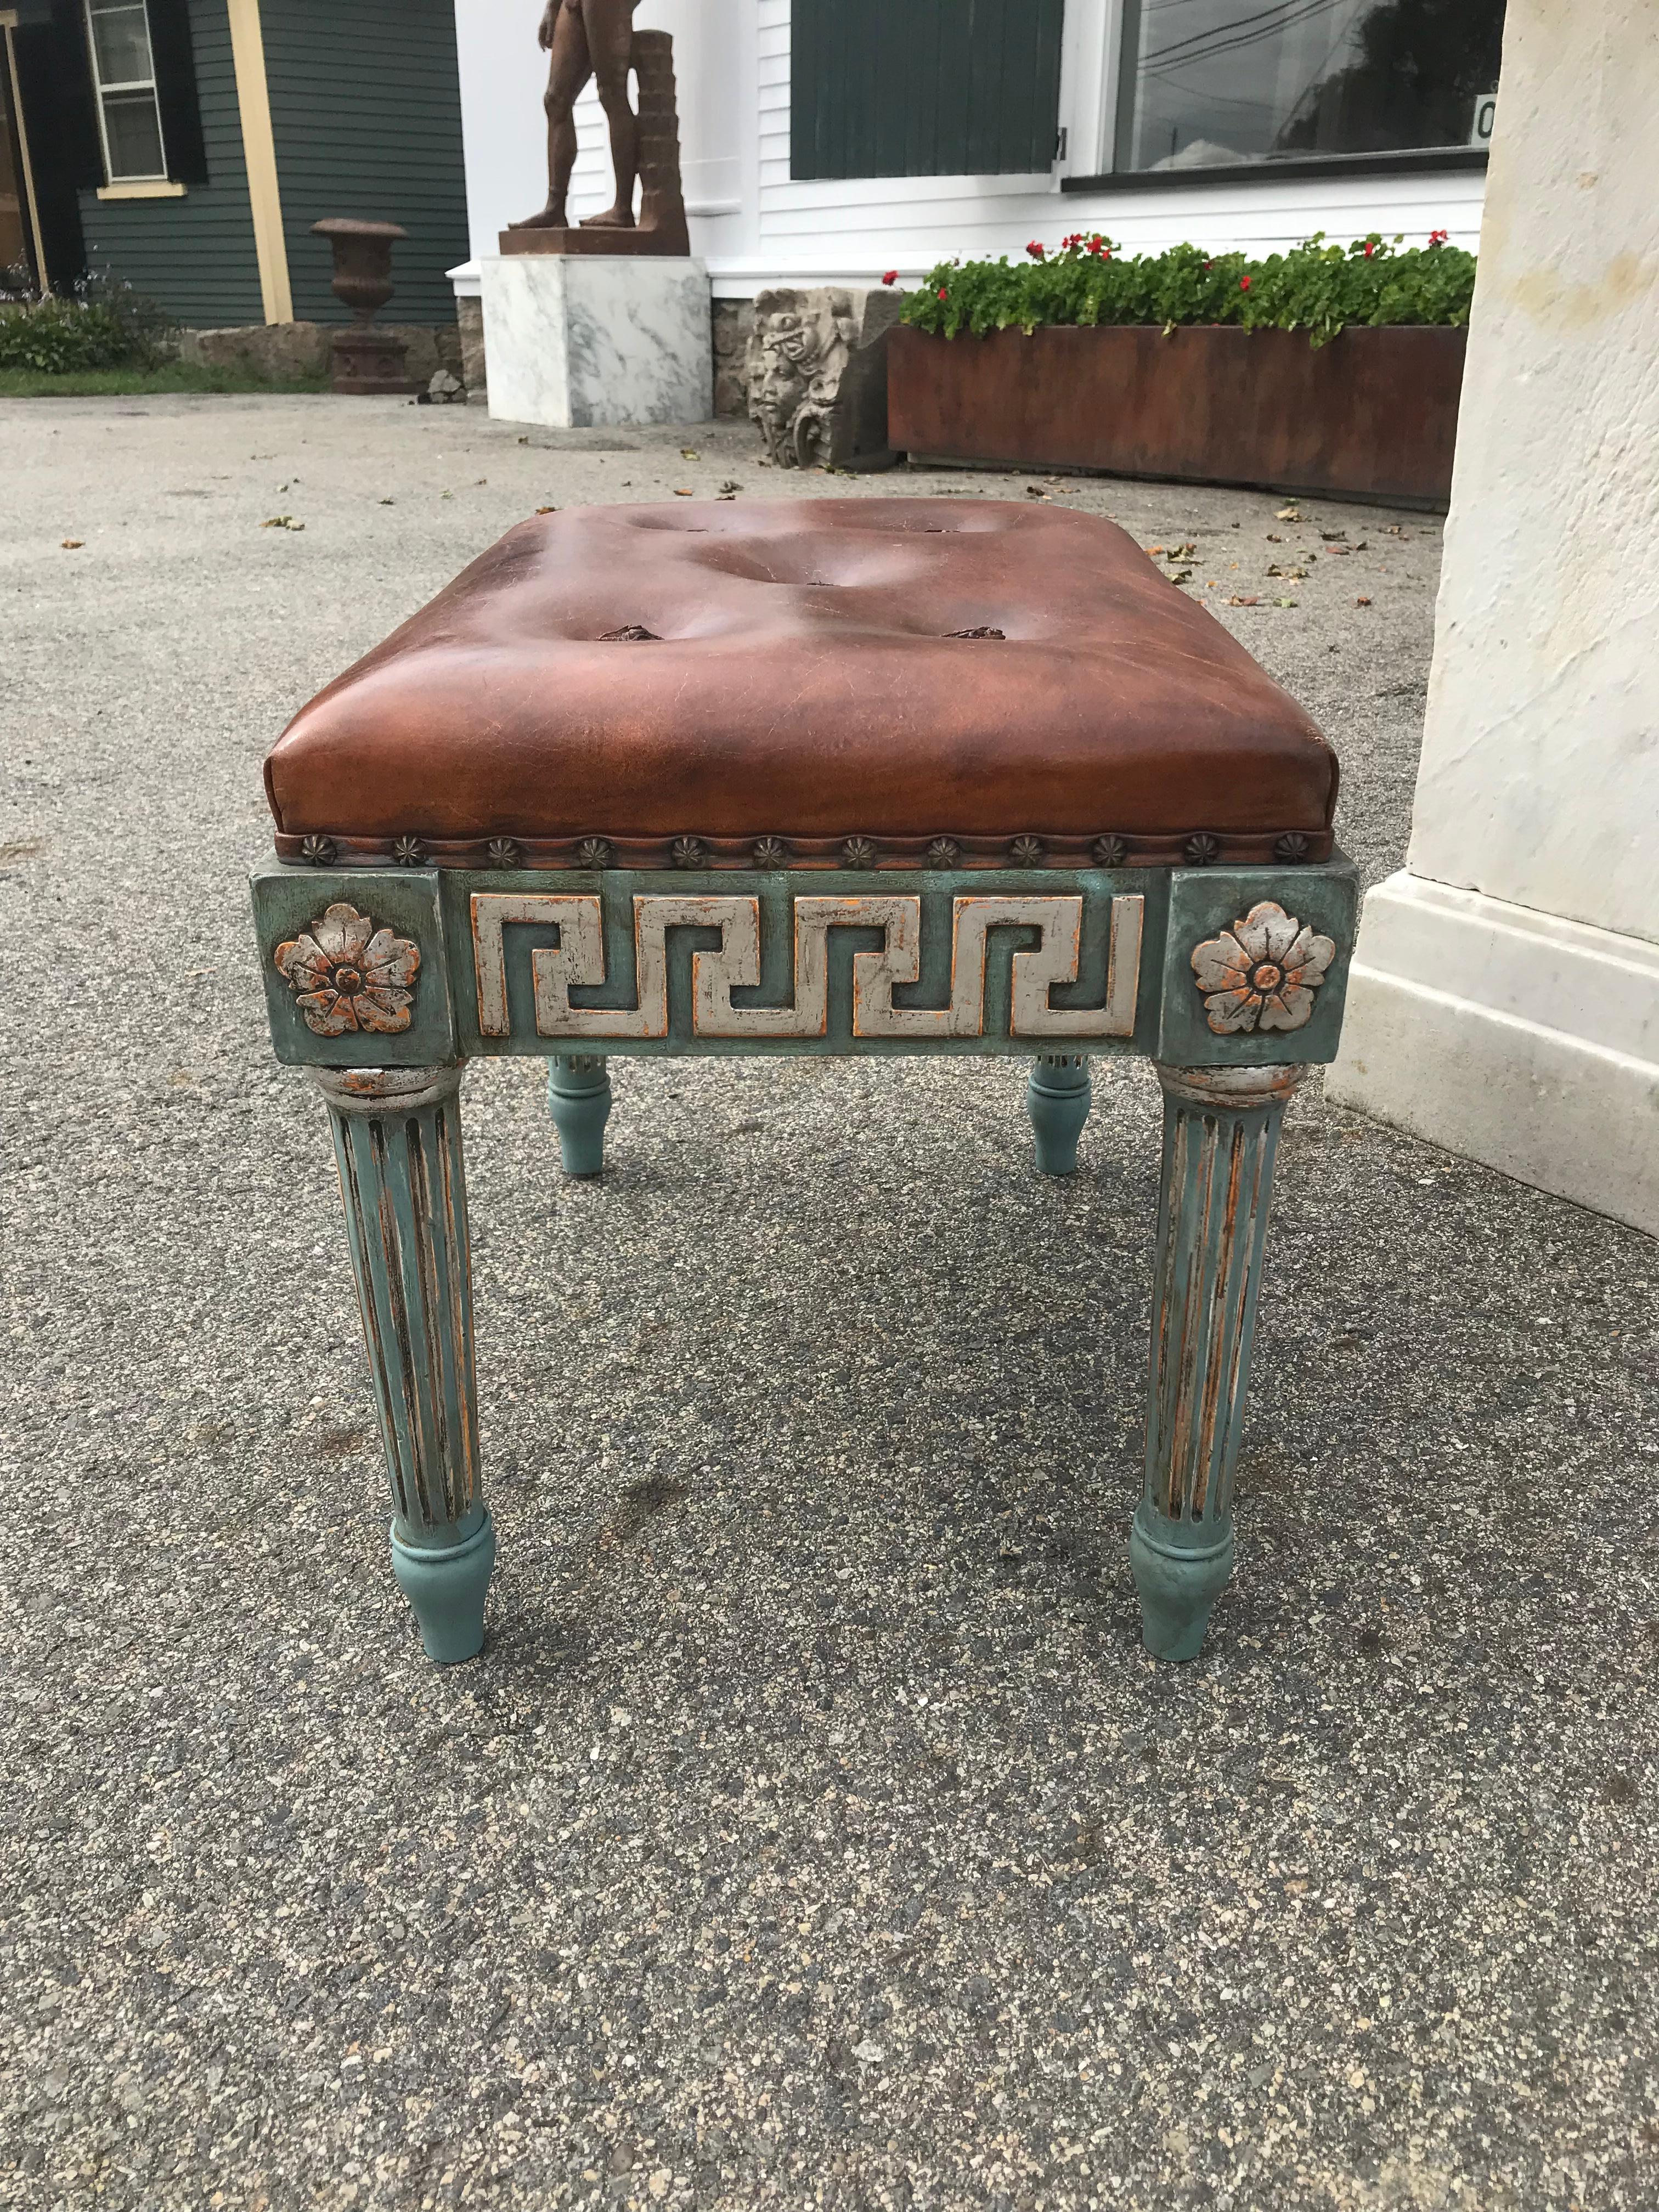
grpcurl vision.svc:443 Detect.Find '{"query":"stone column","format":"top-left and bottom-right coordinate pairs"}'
top-left (1328, 0), bottom-right (1659, 1235)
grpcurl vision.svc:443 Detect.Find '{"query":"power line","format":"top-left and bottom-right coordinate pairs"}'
top-left (1143, 0), bottom-right (1357, 70)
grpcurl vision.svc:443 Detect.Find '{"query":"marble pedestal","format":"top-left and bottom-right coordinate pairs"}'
top-left (480, 253), bottom-right (711, 429)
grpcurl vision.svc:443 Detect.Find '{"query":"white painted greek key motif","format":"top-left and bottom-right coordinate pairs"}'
top-left (471, 892), bottom-right (1143, 1042)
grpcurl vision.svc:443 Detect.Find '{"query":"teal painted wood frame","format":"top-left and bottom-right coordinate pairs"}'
top-left (250, 855), bottom-right (1358, 1669)
top-left (314, 1063), bottom-right (493, 1664)
top-left (251, 860), bottom-right (1357, 1066)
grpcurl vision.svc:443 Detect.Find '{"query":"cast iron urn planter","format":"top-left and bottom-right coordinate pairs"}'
top-left (312, 218), bottom-right (415, 397)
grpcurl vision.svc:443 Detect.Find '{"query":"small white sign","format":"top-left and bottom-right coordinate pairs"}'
top-left (1470, 93), bottom-right (1498, 147)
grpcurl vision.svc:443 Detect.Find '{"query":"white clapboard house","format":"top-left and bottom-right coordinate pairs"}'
top-left (448, 0), bottom-right (1499, 314)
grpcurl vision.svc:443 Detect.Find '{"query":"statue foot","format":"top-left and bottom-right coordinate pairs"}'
top-left (579, 205), bottom-right (637, 229)
top-left (507, 205), bottom-right (571, 231)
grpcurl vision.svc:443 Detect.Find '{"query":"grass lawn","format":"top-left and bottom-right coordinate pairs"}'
top-left (0, 360), bottom-right (330, 399)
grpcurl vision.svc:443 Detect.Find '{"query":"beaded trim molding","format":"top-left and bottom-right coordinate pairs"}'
top-left (274, 828), bottom-right (1324, 871)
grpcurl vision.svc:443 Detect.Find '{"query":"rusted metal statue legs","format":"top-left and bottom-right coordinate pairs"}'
top-left (313, 1064), bottom-right (495, 1663)
top-left (1132, 1063), bottom-right (1306, 1660)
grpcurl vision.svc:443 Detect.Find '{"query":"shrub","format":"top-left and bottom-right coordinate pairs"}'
top-left (897, 230), bottom-right (1476, 347)
top-left (0, 266), bottom-right (174, 373)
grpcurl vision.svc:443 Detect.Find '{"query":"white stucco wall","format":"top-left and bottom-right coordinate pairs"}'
top-left (1403, 0), bottom-right (1659, 946)
top-left (452, 0), bottom-right (1486, 298)
top-left (1329, 0), bottom-right (1659, 1235)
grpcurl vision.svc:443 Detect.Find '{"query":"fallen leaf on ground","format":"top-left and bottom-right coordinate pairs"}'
top-left (1324, 544), bottom-right (1352, 556)
top-left (378, 498), bottom-right (394, 506)
top-left (1167, 568), bottom-right (1192, 584)
top-left (1275, 505), bottom-right (1301, 521)
top-left (1274, 597), bottom-right (1298, 607)
top-left (1266, 533), bottom-right (1282, 542)
top-left (517, 435), bottom-right (530, 445)
top-left (1227, 595), bottom-right (1259, 606)
top-left (680, 447), bottom-right (699, 459)
top-left (61, 538), bottom-right (83, 549)
top-left (260, 515), bottom-right (303, 529)
top-left (535, 505), bottom-right (556, 515)
top-left (1025, 484), bottom-right (1047, 498)
top-left (1356, 595), bottom-right (1373, 606)
top-left (673, 487), bottom-right (694, 496)
top-left (1321, 529), bottom-right (1347, 542)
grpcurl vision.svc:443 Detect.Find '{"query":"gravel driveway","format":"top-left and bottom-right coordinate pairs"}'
top-left (3, 395), bottom-right (1656, 2211)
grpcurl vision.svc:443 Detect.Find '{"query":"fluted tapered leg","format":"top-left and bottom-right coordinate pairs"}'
top-left (547, 1054), bottom-right (612, 1177)
top-left (1132, 1062), bottom-right (1307, 1661)
top-left (1026, 1053), bottom-right (1092, 1176)
top-left (313, 1063), bottom-right (494, 1664)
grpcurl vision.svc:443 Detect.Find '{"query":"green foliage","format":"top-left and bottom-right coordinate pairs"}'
top-left (898, 232), bottom-right (1476, 347)
top-left (0, 266), bottom-right (176, 374)
top-left (0, 360), bottom-right (331, 398)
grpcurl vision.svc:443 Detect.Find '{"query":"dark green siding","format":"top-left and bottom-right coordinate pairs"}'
top-left (792, 0), bottom-right (1065, 179)
top-left (263, 0), bottom-right (468, 326)
top-left (76, 0), bottom-right (262, 325)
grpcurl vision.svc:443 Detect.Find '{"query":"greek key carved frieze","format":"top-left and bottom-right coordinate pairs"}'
top-left (471, 892), bottom-right (1144, 1043)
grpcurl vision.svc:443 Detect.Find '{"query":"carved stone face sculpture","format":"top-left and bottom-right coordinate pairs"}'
top-left (747, 289), bottom-right (857, 468)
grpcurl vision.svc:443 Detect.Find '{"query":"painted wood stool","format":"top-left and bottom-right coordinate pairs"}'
top-left (251, 498), bottom-right (1356, 1668)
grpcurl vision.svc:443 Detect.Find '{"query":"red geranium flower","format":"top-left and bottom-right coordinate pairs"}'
top-left (881, 269), bottom-right (899, 285)
top-left (937, 286), bottom-right (948, 300)
top-left (1026, 240), bottom-right (1045, 259)
top-left (1363, 240), bottom-right (1376, 258)
top-left (1427, 228), bottom-right (1449, 248)
top-left (1239, 275), bottom-right (1251, 291)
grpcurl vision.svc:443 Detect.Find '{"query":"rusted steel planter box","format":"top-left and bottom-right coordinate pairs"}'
top-left (888, 322), bottom-right (1465, 507)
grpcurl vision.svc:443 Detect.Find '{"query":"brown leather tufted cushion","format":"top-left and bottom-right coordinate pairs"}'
top-left (264, 498), bottom-right (1338, 868)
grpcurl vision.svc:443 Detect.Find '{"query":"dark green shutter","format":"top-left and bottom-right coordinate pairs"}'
top-left (149, 0), bottom-right (209, 185)
top-left (791, 0), bottom-right (1065, 179)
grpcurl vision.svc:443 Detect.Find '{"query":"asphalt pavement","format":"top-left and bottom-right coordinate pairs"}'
top-left (3, 394), bottom-right (1656, 2212)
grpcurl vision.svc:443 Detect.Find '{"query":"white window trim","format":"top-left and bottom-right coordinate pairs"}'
top-left (97, 178), bottom-right (185, 199)
top-left (83, 0), bottom-right (170, 185)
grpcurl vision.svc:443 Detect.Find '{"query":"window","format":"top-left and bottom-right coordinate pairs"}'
top-left (83, 0), bottom-right (166, 182)
top-left (1115, 0), bottom-right (1505, 172)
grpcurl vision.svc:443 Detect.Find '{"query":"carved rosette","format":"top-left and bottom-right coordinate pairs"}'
top-left (274, 902), bottom-right (420, 1037)
top-left (1190, 900), bottom-right (1334, 1035)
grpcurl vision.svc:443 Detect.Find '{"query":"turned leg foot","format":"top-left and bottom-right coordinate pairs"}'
top-left (390, 1517), bottom-right (497, 1665)
top-left (313, 1064), bottom-right (494, 1664)
top-left (1133, 1062), bottom-right (1306, 1660)
top-left (1026, 1053), bottom-right (1092, 1176)
top-left (547, 1054), bottom-right (612, 1176)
